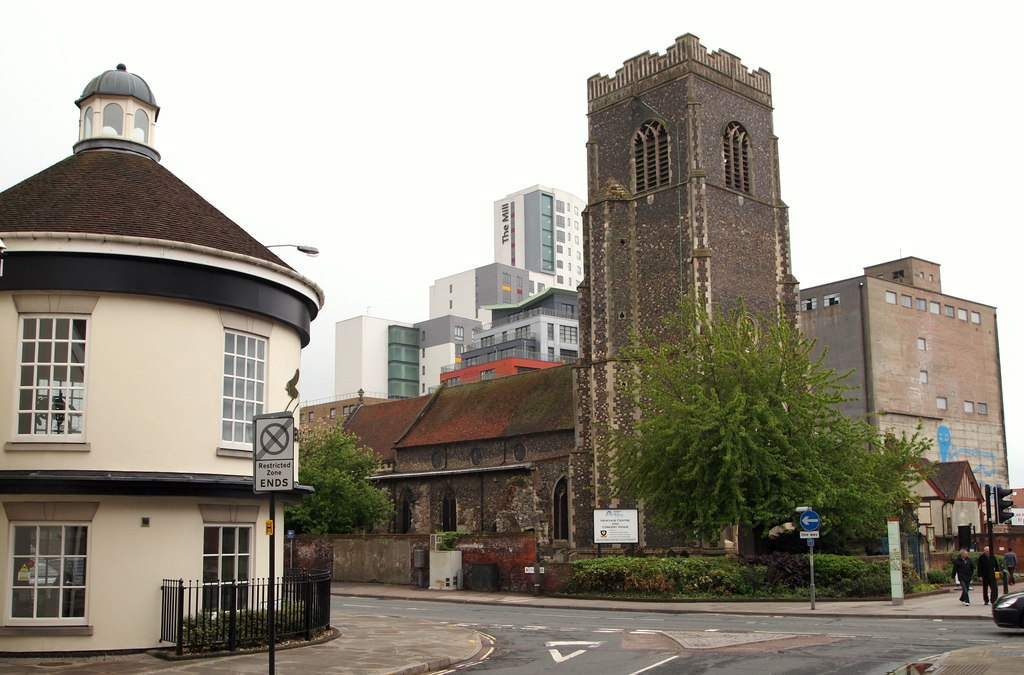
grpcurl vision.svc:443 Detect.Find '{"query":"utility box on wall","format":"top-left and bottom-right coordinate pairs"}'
top-left (469, 562), bottom-right (498, 592)
top-left (429, 550), bottom-right (463, 591)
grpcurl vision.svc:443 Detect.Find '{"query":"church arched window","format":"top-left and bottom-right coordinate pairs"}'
top-left (633, 120), bottom-right (669, 193)
top-left (723, 121), bottom-right (751, 193)
top-left (399, 491), bottom-right (413, 534)
top-left (553, 477), bottom-right (569, 540)
top-left (441, 494), bottom-right (457, 532)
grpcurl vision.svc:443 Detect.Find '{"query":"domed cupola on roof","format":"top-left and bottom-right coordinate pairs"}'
top-left (74, 64), bottom-right (161, 161)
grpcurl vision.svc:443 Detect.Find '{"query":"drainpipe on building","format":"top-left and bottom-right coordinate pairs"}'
top-left (858, 282), bottom-right (876, 424)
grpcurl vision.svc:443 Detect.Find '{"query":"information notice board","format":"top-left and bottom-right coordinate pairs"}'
top-left (593, 508), bottom-right (639, 544)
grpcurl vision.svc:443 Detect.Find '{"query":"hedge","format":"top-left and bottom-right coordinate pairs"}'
top-left (567, 553), bottom-right (926, 599)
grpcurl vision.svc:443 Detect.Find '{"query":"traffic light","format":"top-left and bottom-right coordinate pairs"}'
top-left (995, 486), bottom-right (1014, 524)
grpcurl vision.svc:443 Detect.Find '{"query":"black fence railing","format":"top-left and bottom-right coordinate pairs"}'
top-left (160, 569), bottom-right (331, 655)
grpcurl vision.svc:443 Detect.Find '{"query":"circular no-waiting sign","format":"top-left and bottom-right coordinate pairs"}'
top-left (257, 422), bottom-right (290, 459)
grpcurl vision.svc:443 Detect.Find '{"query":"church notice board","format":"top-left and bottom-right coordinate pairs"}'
top-left (593, 509), bottom-right (639, 544)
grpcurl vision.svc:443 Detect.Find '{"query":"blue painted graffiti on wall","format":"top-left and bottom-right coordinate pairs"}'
top-left (936, 424), bottom-right (999, 487)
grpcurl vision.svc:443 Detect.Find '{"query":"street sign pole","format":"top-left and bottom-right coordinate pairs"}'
top-left (809, 540), bottom-right (815, 610)
top-left (252, 411), bottom-right (295, 675)
top-left (268, 491), bottom-right (276, 674)
top-left (798, 509), bottom-right (821, 611)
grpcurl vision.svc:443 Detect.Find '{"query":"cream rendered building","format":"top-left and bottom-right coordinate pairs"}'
top-left (0, 65), bottom-right (322, 651)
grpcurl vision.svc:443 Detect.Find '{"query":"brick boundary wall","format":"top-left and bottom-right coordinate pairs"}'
top-left (292, 532), bottom-right (572, 593)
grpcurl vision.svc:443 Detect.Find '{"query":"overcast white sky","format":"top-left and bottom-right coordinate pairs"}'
top-left (3, 1), bottom-right (1022, 483)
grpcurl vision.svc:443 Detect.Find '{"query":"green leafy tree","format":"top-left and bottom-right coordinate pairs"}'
top-left (284, 427), bottom-right (393, 534)
top-left (611, 294), bottom-right (928, 544)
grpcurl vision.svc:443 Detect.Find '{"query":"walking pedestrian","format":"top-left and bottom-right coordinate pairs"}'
top-left (978, 545), bottom-right (997, 605)
top-left (952, 549), bottom-right (973, 606)
top-left (1004, 548), bottom-right (1017, 585)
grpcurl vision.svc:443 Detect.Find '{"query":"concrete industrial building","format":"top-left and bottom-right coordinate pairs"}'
top-left (799, 257), bottom-right (1009, 487)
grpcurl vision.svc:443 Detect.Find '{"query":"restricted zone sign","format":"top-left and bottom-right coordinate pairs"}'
top-left (253, 412), bottom-right (294, 492)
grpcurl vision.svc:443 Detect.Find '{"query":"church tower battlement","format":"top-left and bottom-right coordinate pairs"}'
top-left (587, 33), bottom-right (772, 111)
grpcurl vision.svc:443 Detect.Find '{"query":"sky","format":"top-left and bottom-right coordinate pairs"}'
top-left (3, 1), bottom-right (1023, 483)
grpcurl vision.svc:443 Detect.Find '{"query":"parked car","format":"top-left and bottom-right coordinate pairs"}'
top-left (992, 590), bottom-right (1024, 628)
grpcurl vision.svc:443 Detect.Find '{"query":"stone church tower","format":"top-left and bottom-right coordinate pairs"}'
top-left (571, 35), bottom-right (798, 553)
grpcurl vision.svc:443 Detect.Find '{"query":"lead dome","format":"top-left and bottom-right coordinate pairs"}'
top-left (74, 64), bottom-right (160, 160)
top-left (77, 63), bottom-right (159, 109)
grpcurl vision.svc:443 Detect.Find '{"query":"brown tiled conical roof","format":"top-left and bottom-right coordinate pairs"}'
top-left (0, 150), bottom-right (284, 266)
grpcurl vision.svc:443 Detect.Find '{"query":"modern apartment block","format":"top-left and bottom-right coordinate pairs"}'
top-left (334, 316), bottom-right (415, 400)
top-left (439, 288), bottom-right (579, 386)
top-left (327, 185), bottom-right (585, 407)
top-left (493, 185), bottom-right (586, 291)
top-left (333, 314), bottom-right (481, 400)
top-left (799, 257), bottom-right (1008, 487)
top-left (416, 314), bottom-right (482, 395)
top-left (428, 262), bottom-right (547, 323)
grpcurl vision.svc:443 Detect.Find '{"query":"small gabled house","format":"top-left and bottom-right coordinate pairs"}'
top-left (913, 460), bottom-right (984, 553)
top-left (347, 366), bottom-right (575, 555)
top-left (0, 65), bottom-right (322, 651)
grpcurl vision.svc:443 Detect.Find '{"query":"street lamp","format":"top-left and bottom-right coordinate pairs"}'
top-left (267, 244), bottom-right (319, 256)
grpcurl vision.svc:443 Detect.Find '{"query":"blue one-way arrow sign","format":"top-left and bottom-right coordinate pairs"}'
top-left (799, 510), bottom-right (820, 531)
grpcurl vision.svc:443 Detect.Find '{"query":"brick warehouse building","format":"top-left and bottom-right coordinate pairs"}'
top-left (570, 34), bottom-right (797, 553)
top-left (800, 257), bottom-right (1009, 487)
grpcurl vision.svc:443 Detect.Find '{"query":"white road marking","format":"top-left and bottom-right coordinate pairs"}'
top-left (628, 655), bottom-right (680, 674)
top-left (546, 640), bottom-right (603, 663)
top-left (549, 648), bottom-right (587, 663)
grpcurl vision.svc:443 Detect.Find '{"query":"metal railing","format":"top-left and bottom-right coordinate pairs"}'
top-left (474, 307), bottom-right (577, 332)
top-left (300, 391), bottom-right (389, 407)
top-left (468, 331), bottom-right (536, 350)
top-left (160, 569), bottom-right (331, 655)
top-left (441, 349), bottom-right (577, 373)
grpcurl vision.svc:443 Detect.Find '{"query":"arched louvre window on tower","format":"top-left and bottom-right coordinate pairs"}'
top-left (633, 120), bottom-right (669, 193)
top-left (723, 121), bottom-right (751, 193)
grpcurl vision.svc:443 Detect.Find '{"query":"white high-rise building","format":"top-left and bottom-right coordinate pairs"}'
top-left (493, 185), bottom-right (585, 291)
top-left (334, 315), bottom-right (414, 400)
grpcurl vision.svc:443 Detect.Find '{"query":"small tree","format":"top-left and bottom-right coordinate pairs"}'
top-left (284, 427), bottom-right (393, 534)
top-left (612, 294), bottom-right (927, 544)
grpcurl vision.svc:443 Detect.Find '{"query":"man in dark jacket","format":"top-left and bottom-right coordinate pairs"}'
top-left (952, 549), bottom-right (973, 606)
top-left (1004, 548), bottom-right (1017, 585)
top-left (978, 545), bottom-right (997, 605)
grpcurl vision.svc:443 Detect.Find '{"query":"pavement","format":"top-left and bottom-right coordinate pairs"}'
top-left (0, 582), bottom-right (1021, 674)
